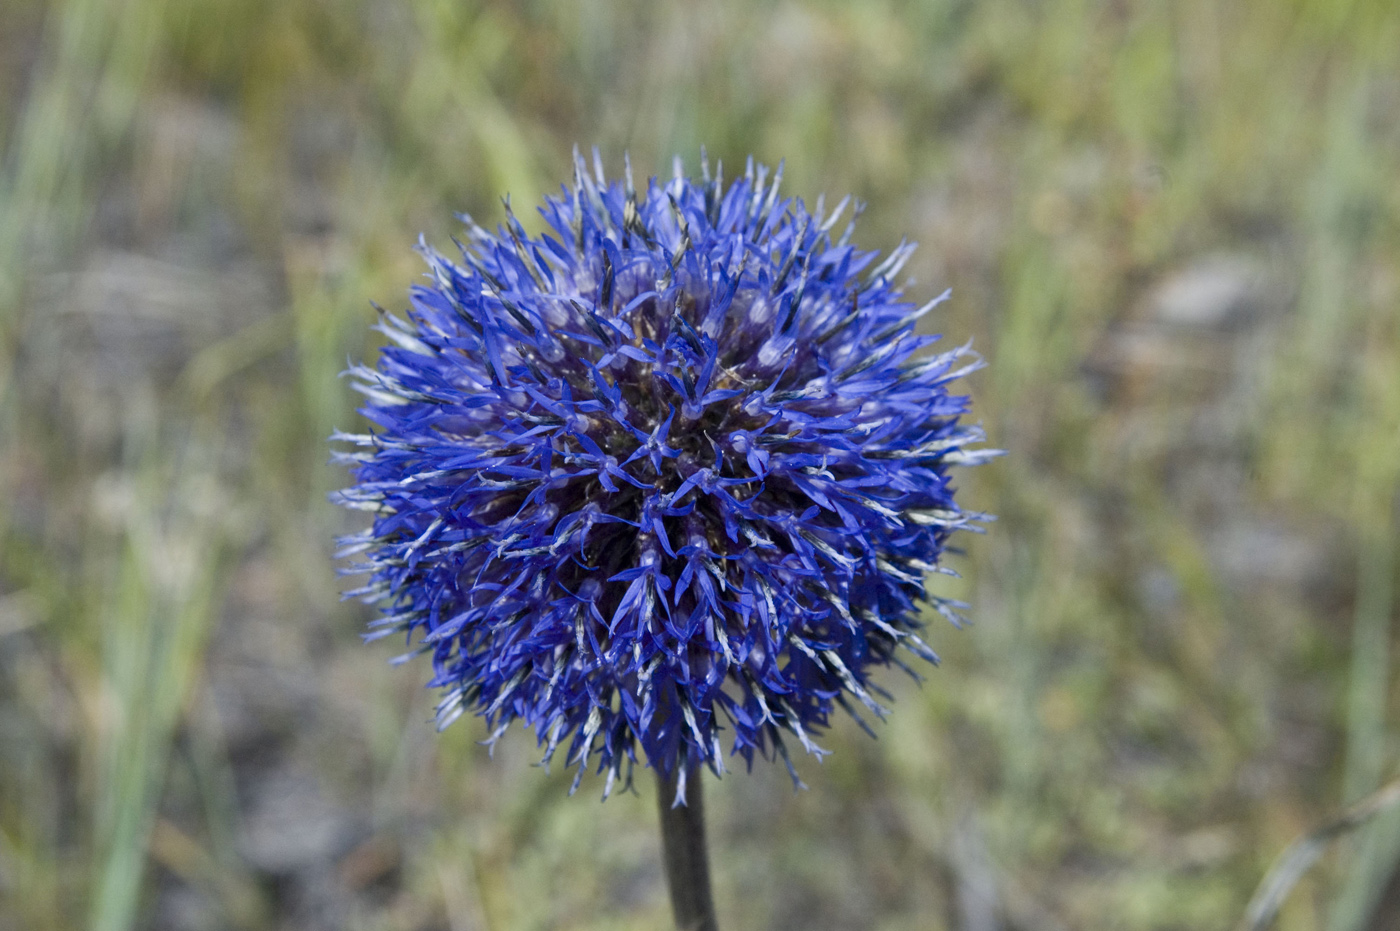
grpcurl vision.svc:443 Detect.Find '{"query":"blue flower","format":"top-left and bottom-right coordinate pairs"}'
top-left (333, 151), bottom-right (994, 798)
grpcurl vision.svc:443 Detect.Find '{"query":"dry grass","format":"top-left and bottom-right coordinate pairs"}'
top-left (1, 1), bottom-right (1399, 929)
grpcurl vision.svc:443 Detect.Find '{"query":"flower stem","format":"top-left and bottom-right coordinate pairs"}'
top-left (657, 765), bottom-right (718, 931)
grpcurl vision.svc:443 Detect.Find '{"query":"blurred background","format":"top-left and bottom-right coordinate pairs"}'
top-left (1, 0), bottom-right (1398, 929)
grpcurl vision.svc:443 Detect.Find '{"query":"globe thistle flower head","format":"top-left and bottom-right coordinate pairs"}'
top-left (334, 150), bottom-right (994, 801)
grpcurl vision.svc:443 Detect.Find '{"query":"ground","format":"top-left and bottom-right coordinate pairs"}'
top-left (1, 1), bottom-right (1399, 929)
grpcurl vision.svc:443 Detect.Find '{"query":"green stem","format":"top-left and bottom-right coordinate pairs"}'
top-left (657, 765), bottom-right (718, 931)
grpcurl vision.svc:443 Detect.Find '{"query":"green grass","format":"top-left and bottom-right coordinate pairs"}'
top-left (1, 1), bottom-right (1398, 929)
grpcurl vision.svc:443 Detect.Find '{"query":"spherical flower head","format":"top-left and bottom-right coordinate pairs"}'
top-left (334, 151), bottom-right (994, 799)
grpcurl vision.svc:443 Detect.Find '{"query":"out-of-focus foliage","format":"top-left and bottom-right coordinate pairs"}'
top-left (0, 1), bottom-right (1397, 929)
